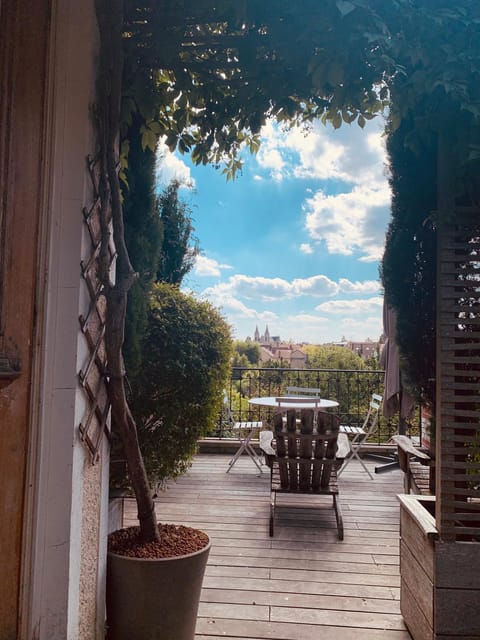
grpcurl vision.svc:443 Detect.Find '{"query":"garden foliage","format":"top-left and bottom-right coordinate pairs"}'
top-left (128, 283), bottom-right (232, 487)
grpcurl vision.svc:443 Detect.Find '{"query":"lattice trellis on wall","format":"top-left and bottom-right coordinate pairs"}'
top-left (78, 155), bottom-right (112, 463)
top-left (437, 207), bottom-right (480, 541)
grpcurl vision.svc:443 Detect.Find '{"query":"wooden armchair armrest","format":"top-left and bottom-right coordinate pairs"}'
top-left (336, 433), bottom-right (350, 460)
top-left (392, 435), bottom-right (431, 465)
top-left (259, 430), bottom-right (275, 468)
top-left (259, 430), bottom-right (275, 455)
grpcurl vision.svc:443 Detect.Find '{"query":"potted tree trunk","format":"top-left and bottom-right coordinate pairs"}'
top-left (106, 284), bottom-right (232, 639)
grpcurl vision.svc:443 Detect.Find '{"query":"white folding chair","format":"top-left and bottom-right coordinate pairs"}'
top-left (224, 392), bottom-right (263, 473)
top-left (337, 393), bottom-right (383, 480)
top-left (285, 386), bottom-right (321, 397)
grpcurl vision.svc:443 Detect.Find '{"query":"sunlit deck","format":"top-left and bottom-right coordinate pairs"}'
top-left (122, 453), bottom-right (411, 640)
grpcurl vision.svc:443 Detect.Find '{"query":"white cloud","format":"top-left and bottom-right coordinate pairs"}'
top-left (338, 278), bottom-right (381, 294)
top-left (203, 275), bottom-right (293, 302)
top-left (155, 140), bottom-right (195, 187)
top-left (194, 255), bottom-right (232, 277)
top-left (253, 118), bottom-right (390, 261)
top-left (315, 296), bottom-right (383, 314)
top-left (304, 184), bottom-right (390, 261)
top-left (201, 273), bottom-right (342, 303)
top-left (292, 275), bottom-right (338, 297)
top-left (255, 121), bottom-right (288, 181)
top-left (300, 243), bottom-right (314, 254)
top-left (200, 288), bottom-right (278, 323)
top-left (256, 146), bottom-right (284, 182)
top-left (256, 118), bottom-right (387, 187)
top-left (200, 274), bottom-right (382, 310)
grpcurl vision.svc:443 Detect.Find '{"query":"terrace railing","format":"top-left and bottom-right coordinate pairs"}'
top-left (217, 366), bottom-right (420, 444)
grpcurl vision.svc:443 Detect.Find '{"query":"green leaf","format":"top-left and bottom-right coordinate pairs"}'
top-left (147, 121), bottom-right (163, 135)
top-left (357, 114), bottom-right (366, 129)
top-left (341, 108), bottom-right (356, 124)
top-left (165, 132), bottom-right (178, 152)
top-left (331, 110), bottom-right (342, 129)
top-left (141, 128), bottom-right (158, 153)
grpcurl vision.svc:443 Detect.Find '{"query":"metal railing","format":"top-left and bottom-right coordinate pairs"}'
top-left (216, 367), bottom-right (420, 443)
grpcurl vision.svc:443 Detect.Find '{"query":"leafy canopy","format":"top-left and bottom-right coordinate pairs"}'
top-left (122, 0), bottom-right (389, 178)
top-left (121, 1), bottom-right (480, 182)
top-left (232, 340), bottom-right (260, 367)
top-left (304, 344), bottom-right (366, 371)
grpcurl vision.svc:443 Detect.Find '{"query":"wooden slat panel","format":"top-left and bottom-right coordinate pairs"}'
top-left (400, 580), bottom-right (433, 640)
top-left (437, 213), bottom-right (480, 542)
top-left (399, 542), bottom-right (433, 626)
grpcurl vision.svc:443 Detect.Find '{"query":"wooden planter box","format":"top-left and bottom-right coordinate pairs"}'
top-left (398, 495), bottom-right (480, 640)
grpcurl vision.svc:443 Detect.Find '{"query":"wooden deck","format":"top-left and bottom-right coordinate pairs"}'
top-left (122, 453), bottom-right (411, 640)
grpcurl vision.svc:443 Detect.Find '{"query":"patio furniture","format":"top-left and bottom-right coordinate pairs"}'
top-left (392, 434), bottom-right (432, 495)
top-left (285, 386), bottom-right (321, 396)
top-left (337, 393), bottom-right (382, 480)
top-left (260, 407), bottom-right (345, 539)
top-left (248, 396), bottom-right (338, 411)
top-left (224, 393), bottom-right (263, 473)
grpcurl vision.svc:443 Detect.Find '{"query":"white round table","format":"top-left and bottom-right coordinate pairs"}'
top-left (248, 396), bottom-right (339, 410)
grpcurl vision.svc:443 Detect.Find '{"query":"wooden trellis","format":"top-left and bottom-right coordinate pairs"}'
top-left (78, 155), bottom-right (113, 463)
top-left (437, 207), bottom-right (480, 541)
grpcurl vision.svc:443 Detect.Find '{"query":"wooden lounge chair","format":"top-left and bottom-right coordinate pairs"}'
top-left (260, 405), bottom-right (346, 539)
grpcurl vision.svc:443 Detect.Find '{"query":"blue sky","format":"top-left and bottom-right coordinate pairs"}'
top-left (156, 116), bottom-right (389, 344)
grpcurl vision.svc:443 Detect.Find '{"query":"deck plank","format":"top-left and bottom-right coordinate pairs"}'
top-left (122, 453), bottom-right (410, 639)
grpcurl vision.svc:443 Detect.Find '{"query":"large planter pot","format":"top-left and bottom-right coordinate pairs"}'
top-left (398, 495), bottom-right (480, 640)
top-left (106, 535), bottom-right (211, 640)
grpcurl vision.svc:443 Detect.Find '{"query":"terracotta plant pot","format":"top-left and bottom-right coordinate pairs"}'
top-left (106, 535), bottom-right (211, 640)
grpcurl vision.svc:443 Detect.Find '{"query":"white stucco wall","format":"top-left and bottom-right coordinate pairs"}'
top-left (23, 1), bottom-right (111, 638)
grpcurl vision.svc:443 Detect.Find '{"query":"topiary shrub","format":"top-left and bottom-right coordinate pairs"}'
top-left (126, 283), bottom-right (233, 489)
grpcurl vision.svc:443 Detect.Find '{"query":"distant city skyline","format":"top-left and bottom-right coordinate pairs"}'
top-left (246, 323), bottom-right (379, 345)
top-left (157, 115), bottom-right (389, 343)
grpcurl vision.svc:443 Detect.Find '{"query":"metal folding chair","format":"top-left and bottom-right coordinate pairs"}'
top-left (337, 393), bottom-right (382, 480)
top-left (224, 392), bottom-right (263, 473)
top-left (285, 386), bottom-right (321, 396)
